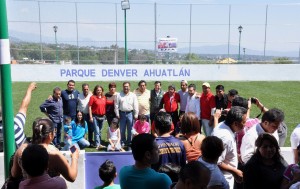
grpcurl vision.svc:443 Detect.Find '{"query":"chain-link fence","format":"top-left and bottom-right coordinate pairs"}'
top-left (7, 1), bottom-right (300, 64)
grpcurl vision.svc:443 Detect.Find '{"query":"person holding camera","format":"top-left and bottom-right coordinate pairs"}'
top-left (212, 106), bottom-right (248, 189)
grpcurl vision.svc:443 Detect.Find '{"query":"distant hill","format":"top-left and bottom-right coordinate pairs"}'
top-left (178, 45), bottom-right (299, 58)
top-left (9, 30), bottom-right (299, 58)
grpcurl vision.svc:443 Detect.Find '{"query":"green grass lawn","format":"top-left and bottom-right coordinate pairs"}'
top-left (11, 81), bottom-right (300, 150)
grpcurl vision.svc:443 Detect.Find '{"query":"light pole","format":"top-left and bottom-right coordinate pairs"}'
top-left (121, 0), bottom-right (130, 64)
top-left (53, 25), bottom-right (58, 64)
top-left (238, 25), bottom-right (243, 61)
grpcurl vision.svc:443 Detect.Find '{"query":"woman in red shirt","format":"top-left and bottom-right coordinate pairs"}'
top-left (89, 85), bottom-right (106, 150)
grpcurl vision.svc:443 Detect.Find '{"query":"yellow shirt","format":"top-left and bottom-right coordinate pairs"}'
top-left (134, 89), bottom-right (150, 115)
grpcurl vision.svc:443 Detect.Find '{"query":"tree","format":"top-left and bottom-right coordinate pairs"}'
top-left (273, 57), bottom-right (292, 64)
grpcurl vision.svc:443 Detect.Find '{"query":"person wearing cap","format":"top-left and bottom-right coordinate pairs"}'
top-left (150, 81), bottom-right (165, 124)
top-left (134, 80), bottom-right (151, 122)
top-left (160, 84), bottom-right (180, 127)
top-left (114, 82), bottom-right (139, 146)
top-left (178, 80), bottom-right (189, 116)
top-left (200, 82), bottom-right (216, 136)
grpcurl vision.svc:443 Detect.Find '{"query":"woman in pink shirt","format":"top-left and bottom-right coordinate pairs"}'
top-left (131, 114), bottom-right (150, 137)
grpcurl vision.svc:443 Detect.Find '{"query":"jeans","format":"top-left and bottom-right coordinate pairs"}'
top-left (119, 111), bottom-right (134, 144)
top-left (73, 138), bottom-right (90, 150)
top-left (83, 113), bottom-right (94, 143)
top-left (202, 119), bottom-right (213, 136)
top-left (168, 111), bottom-right (179, 128)
top-left (62, 137), bottom-right (72, 151)
top-left (93, 117), bottom-right (104, 146)
top-left (52, 122), bottom-right (63, 145)
top-left (106, 111), bottom-right (116, 127)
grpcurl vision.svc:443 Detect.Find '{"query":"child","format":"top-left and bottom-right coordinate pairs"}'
top-left (62, 116), bottom-right (72, 151)
top-left (107, 118), bottom-right (124, 152)
top-left (131, 114), bottom-right (150, 137)
top-left (95, 160), bottom-right (120, 189)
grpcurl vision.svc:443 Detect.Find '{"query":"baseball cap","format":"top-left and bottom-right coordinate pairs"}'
top-left (181, 80), bottom-right (188, 85)
top-left (202, 82), bottom-right (210, 88)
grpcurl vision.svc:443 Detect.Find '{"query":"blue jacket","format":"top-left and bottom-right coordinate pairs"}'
top-left (40, 97), bottom-right (63, 123)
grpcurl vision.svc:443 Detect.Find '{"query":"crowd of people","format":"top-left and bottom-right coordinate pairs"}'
top-left (2, 79), bottom-right (300, 189)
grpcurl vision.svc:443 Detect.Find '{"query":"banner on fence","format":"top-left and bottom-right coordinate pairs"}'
top-left (157, 37), bottom-right (177, 52)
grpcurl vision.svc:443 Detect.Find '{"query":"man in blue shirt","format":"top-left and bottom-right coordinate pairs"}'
top-left (61, 80), bottom-right (79, 120)
top-left (40, 87), bottom-right (63, 148)
top-left (152, 111), bottom-right (186, 171)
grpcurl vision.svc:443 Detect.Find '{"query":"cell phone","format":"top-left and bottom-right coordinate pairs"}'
top-left (70, 145), bottom-right (76, 153)
top-left (250, 97), bottom-right (257, 104)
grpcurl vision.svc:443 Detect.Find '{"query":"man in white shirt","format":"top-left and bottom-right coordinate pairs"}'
top-left (178, 80), bottom-right (188, 115)
top-left (115, 82), bottom-right (139, 145)
top-left (212, 106), bottom-right (247, 189)
top-left (240, 108), bottom-right (284, 164)
top-left (290, 124), bottom-right (300, 163)
top-left (185, 84), bottom-right (200, 120)
top-left (77, 83), bottom-right (93, 146)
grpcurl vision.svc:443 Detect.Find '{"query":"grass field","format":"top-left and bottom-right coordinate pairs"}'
top-left (10, 81), bottom-right (300, 150)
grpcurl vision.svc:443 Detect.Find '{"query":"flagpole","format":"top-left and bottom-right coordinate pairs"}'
top-left (0, 0), bottom-right (16, 178)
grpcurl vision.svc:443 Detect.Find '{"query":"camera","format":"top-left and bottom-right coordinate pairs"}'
top-left (250, 97), bottom-right (257, 104)
top-left (221, 110), bottom-right (228, 115)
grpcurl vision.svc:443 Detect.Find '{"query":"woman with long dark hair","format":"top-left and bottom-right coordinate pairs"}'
top-left (244, 133), bottom-right (287, 189)
top-left (72, 111), bottom-right (90, 149)
top-left (11, 118), bottom-right (79, 182)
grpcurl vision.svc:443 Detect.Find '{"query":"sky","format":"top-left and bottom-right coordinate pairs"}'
top-left (6, 0), bottom-right (300, 55)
